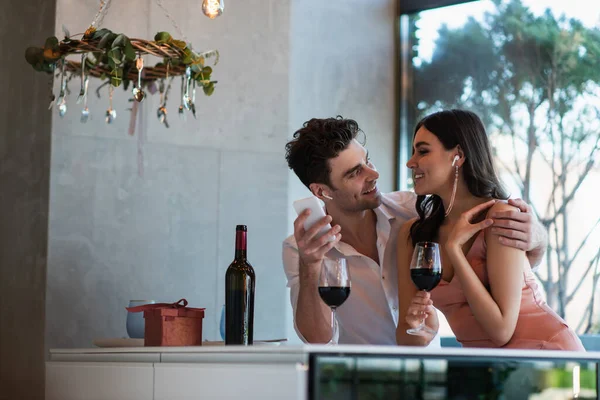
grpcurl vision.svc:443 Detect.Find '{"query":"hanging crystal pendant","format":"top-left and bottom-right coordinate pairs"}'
top-left (56, 59), bottom-right (68, 117)
top-left (105, 109), bottom-right (117, 124)
top-left (106, 85), bottom-right (117, 124)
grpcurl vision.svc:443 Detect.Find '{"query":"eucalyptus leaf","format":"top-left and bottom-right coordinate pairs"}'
top-left (44, 36), bottom-right (59, 49)
top-left (86, 53), bottom-right (98, 66)
top-left (92, 28), bottom-right (111, 40)
top-left (203, 82), bottom-right (214, 96)
top-left (182, 48), bottom-right (193, 64)
top-left (108, 48), bottom-right (123, 64)
top-left (98, 32), bottom-right (116, 50)
top-left (112, 34), bottom-right (126, 48)
top-left (99, 52), bottom-right (110, 64)
top-left (171, 39), bottom-right (186, 49)
top-left (123, 39), bottom-right (136, 61)
top-left (25, 47), bottom-right (43, 65)
top-left (154, 31), bottom-right (172, 43)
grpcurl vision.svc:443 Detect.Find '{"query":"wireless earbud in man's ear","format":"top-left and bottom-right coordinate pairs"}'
top-left (322, 193), bottom-right (333, 200)
top-left (452, 155), bottom-right (460, 166)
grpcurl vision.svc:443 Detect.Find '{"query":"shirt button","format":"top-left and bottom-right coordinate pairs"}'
top-left (382, 276), bottom-right (385, 280)
top-left (392, 306), bottom-right (398, 311)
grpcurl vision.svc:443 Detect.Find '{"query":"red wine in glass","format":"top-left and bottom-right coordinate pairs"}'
top-left (318, 258), bottom-right (351, 345)
top-left (318, 287), bottom-right (351, 308)
top-left (407, 241), bottom-right (442, 336)
top-left (410, 269), bottom-right (441, 292)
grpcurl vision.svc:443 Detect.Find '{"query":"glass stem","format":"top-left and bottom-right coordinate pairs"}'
top-left (331, 308), bottom-right (338, 344)
top-left (420, 290), bottom-right (427, 329)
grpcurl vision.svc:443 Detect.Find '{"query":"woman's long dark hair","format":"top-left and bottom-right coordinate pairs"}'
top-left (409, 109), bottom-right (509, 246)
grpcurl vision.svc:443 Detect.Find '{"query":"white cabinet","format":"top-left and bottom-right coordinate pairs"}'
top-left (46, 362), bottom-right (154, 400)
top-left (46, 347), bottom-right (309, 400)
top-left (154, 362), bottom-right (307, 400)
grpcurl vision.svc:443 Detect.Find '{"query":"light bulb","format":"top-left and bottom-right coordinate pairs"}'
top-left (202, 0), bottom-right (224, 19)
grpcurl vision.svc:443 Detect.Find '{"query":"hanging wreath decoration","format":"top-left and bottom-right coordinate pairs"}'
top-left (24, 0), bottom-right (221, 131)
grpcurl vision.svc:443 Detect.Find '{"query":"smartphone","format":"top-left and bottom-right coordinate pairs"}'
top-left (293, 196), bottom-right (335, 242)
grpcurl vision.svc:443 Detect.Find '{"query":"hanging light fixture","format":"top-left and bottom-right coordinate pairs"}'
top-left (202, 0), bottom-right (224, 19)
top-left (24, 0), bottom-right (221, 133)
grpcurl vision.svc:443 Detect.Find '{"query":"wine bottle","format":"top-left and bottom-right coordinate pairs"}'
top-left (225, 225), bottom-right (255, 345)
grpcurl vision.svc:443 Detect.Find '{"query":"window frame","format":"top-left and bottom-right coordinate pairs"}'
top-left (396, 0), bottom-right (477, 190)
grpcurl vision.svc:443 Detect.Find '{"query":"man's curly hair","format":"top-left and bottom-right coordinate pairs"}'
top-left (285, 116), bottom-right (363, 189)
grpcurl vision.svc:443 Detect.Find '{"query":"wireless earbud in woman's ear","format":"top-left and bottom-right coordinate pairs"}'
top-left (322, 193), bottom-right (333, 200)
top-left (452, 155), bottom-right (460, 167)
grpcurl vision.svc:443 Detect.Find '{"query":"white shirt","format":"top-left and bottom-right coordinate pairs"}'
top-left (283, 191), bottom-right (441, 347)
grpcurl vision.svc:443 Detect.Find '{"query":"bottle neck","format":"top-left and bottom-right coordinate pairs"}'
top-left (235, 230), bottom-right (247, 259)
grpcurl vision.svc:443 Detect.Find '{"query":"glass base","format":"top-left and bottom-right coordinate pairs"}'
top-left (407, 324), bottom-right (437, 336)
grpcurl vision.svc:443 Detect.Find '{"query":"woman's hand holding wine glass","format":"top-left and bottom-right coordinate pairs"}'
top-left (406, 241), bottom-right (442, 336)
top-left (406, 291), bottom-right (435, 330)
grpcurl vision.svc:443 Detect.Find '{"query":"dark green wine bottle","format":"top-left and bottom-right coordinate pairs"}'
top-left (225, 225), bottom-right (255, 345)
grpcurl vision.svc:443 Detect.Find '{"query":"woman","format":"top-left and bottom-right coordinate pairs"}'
top-left (396, 109), bottom-right (584, 350)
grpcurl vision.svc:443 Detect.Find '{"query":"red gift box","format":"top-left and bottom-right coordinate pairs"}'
top-left (126, 299), bottom-right (205, 346)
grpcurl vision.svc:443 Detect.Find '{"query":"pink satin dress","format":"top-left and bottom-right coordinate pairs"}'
top-left (430, 232), bottom-right (585, 350)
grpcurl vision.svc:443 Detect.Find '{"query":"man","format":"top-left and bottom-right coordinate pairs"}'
top-left (282, 116), bottom-right (547, 345)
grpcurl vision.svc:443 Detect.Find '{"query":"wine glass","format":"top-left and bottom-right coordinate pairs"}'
top-left (406, 242), bottom-right (442, 336)
top-left (318, 257), bottom-right (351, 345)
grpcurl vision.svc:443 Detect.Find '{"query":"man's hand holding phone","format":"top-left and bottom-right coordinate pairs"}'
top-left (293, 197), bottom-right (341, 268)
